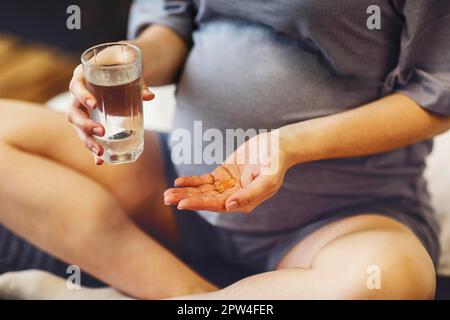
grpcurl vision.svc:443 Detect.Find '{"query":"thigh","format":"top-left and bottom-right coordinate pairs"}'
top-left (0, 99), bottom-right (176, 244)
top-left (277, 214), bottom-right (423, 269)
top-left (276, 214), bottom-right (436, 298)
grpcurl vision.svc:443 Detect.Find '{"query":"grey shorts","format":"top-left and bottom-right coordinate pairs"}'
top-left (173, 206), bottom-right (440, 273)
top-left (160, 134), bottom-right (440, 272)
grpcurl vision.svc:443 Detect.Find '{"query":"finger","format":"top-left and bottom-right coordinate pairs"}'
top-left (164, 185), bottom-right (216, 205)
top-left (69, 65), bottom-right (97, 109)
top-left (164, 192), bottom-right (190, 205)
top-left (164, 185), bottom-right (214, 197)
top-left (177, 195), bottom-right (227, 212)
top-left (142, 87), bottom-right (155, 101)
top-left (174, 173), bottom-right (214, 187)
top-left (141, 79), bottom-right (155, 101)
top-left (77, 129), bottom-right (104, 157)
top-left (164, 188), bottom-right (200, 204)
top-left (68, 104), bottom-right (105, 137)
top-left (94, 156), bottom-right (104, 166)
top-left (224, 177), bottom-right (276, 212)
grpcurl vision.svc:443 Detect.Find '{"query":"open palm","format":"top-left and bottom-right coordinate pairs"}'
top-left (164, 132), bottom-right (287, 213)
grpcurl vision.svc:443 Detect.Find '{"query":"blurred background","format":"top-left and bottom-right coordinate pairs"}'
top-left (0, 0), bottom-right (132, 103)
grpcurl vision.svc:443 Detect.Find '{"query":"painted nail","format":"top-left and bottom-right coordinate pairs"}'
top-left (226, 200), bottom-right (238, 211)
top-left (95, 157), bottom-right (104, 166)
top-left (91, 146), bottom-right (99, 155)
top-left (92, 127), bottom-right (103, 136)
top-left (86, 99), bottom-right (96, 108)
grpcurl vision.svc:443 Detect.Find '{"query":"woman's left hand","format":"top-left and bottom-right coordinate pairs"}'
top-left (164, 131), bottom-right (289, 213)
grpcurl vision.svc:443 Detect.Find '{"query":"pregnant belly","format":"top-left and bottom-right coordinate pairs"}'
top-left (175, 19), bottom-right (382, 131)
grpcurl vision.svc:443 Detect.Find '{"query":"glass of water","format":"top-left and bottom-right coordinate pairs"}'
top-left (81, 42), bottom-right (144, 164)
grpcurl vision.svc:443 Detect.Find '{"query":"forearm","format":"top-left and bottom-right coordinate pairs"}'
top-left (130, 25), bottom-right (189, 86)
top-left (281, 93), bottom-right (450, 168)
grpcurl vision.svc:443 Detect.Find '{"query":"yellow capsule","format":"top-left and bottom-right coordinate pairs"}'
top-left (215, 177), bottom-right (237, 193)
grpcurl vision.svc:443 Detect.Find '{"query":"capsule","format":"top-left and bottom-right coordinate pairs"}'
top-left (215, 178), bottom-right (237, 193)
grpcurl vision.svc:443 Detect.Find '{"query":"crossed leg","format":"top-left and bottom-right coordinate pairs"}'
top-left (177, 214), bottom-right (436, 300)
top-left (0, 99), bottom-right (216, 299)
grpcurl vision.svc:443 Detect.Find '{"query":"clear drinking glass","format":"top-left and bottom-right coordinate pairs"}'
top-left (81, 42), bottom-right (144, 164)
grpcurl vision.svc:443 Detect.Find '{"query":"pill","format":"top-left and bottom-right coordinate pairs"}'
top-left (215, 177), bottom-right (237, 193)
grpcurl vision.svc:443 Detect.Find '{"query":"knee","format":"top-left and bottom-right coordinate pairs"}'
top-left (346, 232), bottom-right (436, 300)
top-left (312, 230), bottom-right (436, 300)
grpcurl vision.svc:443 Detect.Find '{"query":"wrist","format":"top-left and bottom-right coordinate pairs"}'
top-left (127, 38), bottom-right (167, 85)
top-left (128, 38), bottom-right (150, 55)
top-left (279, 126), bottom-right (298, 170)
top-left (279, 123), bottom-right (317, 168)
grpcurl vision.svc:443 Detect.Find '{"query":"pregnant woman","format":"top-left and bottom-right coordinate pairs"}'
top-left (1, 0), bottom-right (450, 299)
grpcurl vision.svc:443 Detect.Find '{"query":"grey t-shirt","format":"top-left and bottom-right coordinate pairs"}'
top-left (129, 0), bottom-right (450, 232)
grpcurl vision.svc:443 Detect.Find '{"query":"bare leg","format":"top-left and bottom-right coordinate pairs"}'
top-left (0, 100), bottom-right (216, 299)
top-left (0, 270), bottom-right (132, 300)
top-left (0, 100), bottom-right (175, 245)
top-left (176, 215), bottom-right (436, 300)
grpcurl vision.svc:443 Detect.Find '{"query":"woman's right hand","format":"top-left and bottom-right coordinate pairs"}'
top-left (68, 63), bottom-right (154, 165)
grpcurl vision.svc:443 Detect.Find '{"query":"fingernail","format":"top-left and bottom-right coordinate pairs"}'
top-left (86, 99), bottom-right (96, 108)
top-left (91, 146), bottom-right (99, 156)
top-left (226, 200), bottom-right (238, 211)
top-left (92, 127), bottom-right (103, 136)
top-left (143, 88), bottom-right (151, 95)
